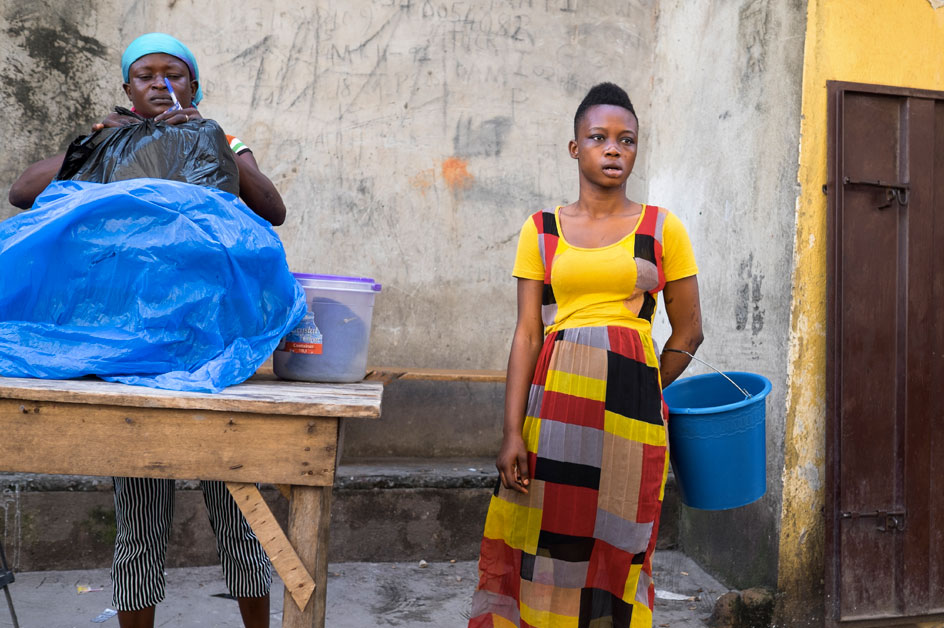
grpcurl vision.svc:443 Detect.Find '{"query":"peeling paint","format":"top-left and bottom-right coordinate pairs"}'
top-left (735, 253), bottom-right (765, 335)
top-left (797, 461), bottom-right (821, 492)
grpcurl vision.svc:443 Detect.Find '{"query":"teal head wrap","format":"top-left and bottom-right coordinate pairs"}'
top-left (121, 33), bottom-right (203, 105)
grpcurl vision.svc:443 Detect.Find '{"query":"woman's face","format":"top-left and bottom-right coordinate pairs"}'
top-left (569, 104), bottom-right (639, 189)
top-left (123, 53), bottom-right (197, 118)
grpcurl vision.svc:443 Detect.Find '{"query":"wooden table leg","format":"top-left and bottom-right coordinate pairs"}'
top-left (282, 485), bottom-right (332, 628)
top-left (225, 483), bottom-right (315, 610)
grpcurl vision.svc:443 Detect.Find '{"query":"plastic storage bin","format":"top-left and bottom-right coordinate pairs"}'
top-left (273, 273), bottom-right (381, 383)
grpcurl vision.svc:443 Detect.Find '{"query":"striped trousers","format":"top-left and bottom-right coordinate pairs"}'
top-left (111, 477), bottom-right (272, 611)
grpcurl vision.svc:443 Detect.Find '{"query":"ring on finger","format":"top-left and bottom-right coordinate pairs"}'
top-left (184, 114), bottom-right (190, 122)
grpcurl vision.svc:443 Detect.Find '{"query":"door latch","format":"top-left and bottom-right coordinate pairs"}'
top-left (840, 510), bottom-right (906, 532)
top-left (842, 176), bottom-right (910, 209)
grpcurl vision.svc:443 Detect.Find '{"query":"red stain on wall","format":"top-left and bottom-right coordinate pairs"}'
top-left (441, 157), bottom-right (473, 189)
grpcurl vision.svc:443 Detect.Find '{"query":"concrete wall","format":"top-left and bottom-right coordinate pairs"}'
top-left (645, 0), bottom-right (806, 590)
top-left (1, 0), bottom-right (656, 367)
top-left (1, 1), bottom-right (119, 190)
top-left (0, 472), bottom-right (492, 570)
top-left (4, 0), bottom-right (862, 609)
top-left (780, 1), bottom-right (944, 625)
top-left (1, 0), bottom-right (660, 459)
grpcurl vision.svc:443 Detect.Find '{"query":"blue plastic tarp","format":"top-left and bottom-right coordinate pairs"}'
top-left (0, 178), bottom-right (306, 393)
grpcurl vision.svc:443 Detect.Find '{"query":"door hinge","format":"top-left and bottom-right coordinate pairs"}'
top-left (840, 510), bottom-right (906, 532)
top-left (842, 176), bottom-right (910, 209)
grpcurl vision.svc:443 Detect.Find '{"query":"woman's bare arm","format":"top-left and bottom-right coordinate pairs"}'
top-left (10, 111), bottom-right (141, 210)
top-left (496, 278), bottom-right (545, 494)
top-left (155, 109), bottom-right (286, 226)
top-left (235, 151), bottom-right (286, 226)
top-left (660, 275), bottom-right (704, 388)
top-left (8, 154), bottom-right (65, 209)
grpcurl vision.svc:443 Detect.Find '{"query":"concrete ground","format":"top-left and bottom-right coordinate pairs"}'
top-left (0, 551), bottom-right (727, 627)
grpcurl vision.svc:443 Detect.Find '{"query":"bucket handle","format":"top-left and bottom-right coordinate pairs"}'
top-left (663, 349), bottom-right (752, 399)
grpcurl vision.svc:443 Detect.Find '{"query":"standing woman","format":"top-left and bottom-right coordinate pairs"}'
top-left (469, 83), bottom-right (703, 628)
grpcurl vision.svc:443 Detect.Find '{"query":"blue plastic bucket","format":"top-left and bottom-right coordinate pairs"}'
top-left (662, 372), bottom-right (772, 510)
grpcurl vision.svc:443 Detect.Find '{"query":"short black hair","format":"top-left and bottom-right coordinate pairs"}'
top-left (573, 82), bottom-right (637, 137)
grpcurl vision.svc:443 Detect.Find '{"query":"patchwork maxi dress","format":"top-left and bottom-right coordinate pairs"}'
top-left (469, 204), bottom-right (698, 628)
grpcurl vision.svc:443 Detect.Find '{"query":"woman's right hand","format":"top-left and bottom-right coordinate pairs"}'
top-left (496, 278), bottom-right (545, 495)
top-left (496, 433), bottom-right (530, 494)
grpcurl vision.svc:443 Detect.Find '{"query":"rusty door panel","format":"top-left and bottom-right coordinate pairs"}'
top-left (929, 100), bottom-right (944, 612)
top-left (835, 90), bottom-right (902, 620)
top-left (900, 97), bottom-right (935, 614)
top-left (826, 82), bottom-right (944, 626)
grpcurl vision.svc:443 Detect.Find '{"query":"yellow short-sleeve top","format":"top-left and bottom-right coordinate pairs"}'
top-left (512, 205), bottom-right (698, 335)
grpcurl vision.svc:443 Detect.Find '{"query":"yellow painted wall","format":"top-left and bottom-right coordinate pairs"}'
top-left (780, 0), bottom-right (944, 623)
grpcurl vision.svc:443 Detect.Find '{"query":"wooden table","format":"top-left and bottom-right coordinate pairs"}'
top-left (0, 373), bottom-right (382, 628)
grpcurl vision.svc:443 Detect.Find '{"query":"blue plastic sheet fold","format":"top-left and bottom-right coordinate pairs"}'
top-left (0, 178), bottom-right (305, 392)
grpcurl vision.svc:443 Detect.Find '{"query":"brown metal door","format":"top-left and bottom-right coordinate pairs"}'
top-left (826, 81), bottom-right (944, 626)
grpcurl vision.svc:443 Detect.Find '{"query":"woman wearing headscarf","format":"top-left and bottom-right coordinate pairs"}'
top-left (8, 33), bottom-right (279, 628)
top-left (9, 32), bottom-right (286, 227)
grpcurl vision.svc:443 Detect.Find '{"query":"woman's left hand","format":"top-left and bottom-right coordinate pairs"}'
top-left (91, 110), bottom-right (139, 132)
top-left (155, 106), bottom-right (202, 125)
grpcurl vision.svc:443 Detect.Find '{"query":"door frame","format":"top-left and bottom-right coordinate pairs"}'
top-left (825, 79), bottom-right (944, 627)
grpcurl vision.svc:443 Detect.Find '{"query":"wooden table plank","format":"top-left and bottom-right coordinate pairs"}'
top-left (0, 375), bottom-right (382, 418)
top-left (0, 399), bottom-right (340, 486)
top-left (364, 366), bottom-right (506, 384)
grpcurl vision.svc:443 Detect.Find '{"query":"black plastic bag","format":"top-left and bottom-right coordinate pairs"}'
top-left (56, 107), bottom-right (239, 195)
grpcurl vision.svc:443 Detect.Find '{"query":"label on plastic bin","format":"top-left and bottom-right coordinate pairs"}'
top-left (280, 313), bottom-right (323, 354)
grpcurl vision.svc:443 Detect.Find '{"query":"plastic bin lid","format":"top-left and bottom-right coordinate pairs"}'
top-left (292, 272), bottom-right (382, 292)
